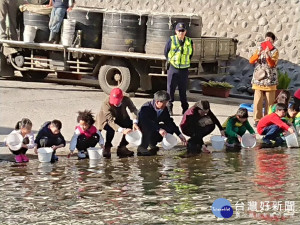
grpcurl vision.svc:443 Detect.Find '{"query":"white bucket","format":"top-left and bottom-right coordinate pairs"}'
top-left (210, 135), bottom-right (226, 151)
top-left (61, 19), bottom-right (76, 46)
top-left (125, 130), bottom-right (142, 146)
top-left (241, 133), bottom-right (256, 148)
top-left (6, 132), bottom-right (23, 151)
top-left (87, 147), bottom-right (103, 160)
top-left (23, 25), bottom-right (37, 43)
top-left (162, 133), bottom-right (178, 150)
top-left (38, 147), bottom-right (53, 163)
top-left (285, 132), bottom-right (299, 148)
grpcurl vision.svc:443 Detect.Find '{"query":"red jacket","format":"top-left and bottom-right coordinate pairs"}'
top-left (257, 113), bottom-right (290, 134)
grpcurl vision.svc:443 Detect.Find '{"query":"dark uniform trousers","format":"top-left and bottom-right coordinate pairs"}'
top-left (167, 65), bottom-right (189, 113)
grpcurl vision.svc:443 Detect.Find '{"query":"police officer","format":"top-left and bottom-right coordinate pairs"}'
top-left (164, 22), bottom-right (193, 115)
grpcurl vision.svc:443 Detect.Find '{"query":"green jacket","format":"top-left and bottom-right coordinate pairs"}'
top-left (224, 116), bottom-right (255, 137)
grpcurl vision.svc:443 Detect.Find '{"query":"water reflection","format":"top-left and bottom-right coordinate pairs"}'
top-left (138, 157), bottom-right (162, 195)
top-left (0, 148), bottom-right (299, 224)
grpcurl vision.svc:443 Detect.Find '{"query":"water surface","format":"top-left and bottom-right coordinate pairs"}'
top-left (0, 148), bottom-right (299, 224)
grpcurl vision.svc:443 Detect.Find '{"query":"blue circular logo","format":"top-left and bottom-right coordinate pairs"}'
top-left (211, 198), bottom-right (233, 218)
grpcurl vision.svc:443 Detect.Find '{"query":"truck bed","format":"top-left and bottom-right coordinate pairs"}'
top-left (0, 40), bottom-right (166, 61)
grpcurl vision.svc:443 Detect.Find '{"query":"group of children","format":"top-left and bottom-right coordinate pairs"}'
top-left (223, 90), bottom-right (299, 150)
top-left (5, 88), bottom-right (300, 163)
top-left (6, 110), bottom-right (104, 163)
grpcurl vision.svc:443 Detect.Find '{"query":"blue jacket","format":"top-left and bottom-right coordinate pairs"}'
top-left (138, 100), bottom-right (181, 136)
top-left (35, 122), bottom-right (66, 148)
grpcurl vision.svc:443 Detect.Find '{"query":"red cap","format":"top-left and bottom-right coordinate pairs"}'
top-left (109, 88), bottom-right (124, 106)
top-left (294, 88), bottom-right (300, 99)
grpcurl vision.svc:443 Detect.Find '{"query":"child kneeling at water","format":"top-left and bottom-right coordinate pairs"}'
top-left (34, 120), bottom-right (66, 162)
top-left (6, 118), bottom-right (35, 163)
top-left (257, 103), bottom-right (295, 147)
top-left (223, 108), bottom-right (255, 150)
top-left (69, 110), bottom-right (104, 159)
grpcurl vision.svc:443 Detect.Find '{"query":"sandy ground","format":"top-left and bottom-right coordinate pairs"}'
top-left (0, 77), bottom-right (254, 161)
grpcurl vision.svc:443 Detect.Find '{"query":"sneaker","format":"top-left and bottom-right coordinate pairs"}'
top-left (262, 137), bottom-right (272, 145)
top-left (261, 138), bottom-right (273, 148)
top-left (103, 146), bottom-right (111, 159)
top-left (78, 151), bottom-right (87, 159)
top-left (21, 154), bottom-right (29, 162)
top-left (117, 146), bottom-right (134, 158)
top-left (274, 137), bottom-right (285, 147)
top-left (15, 155), bottom-right (23, 163)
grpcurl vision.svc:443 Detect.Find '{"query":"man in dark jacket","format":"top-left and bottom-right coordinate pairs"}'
top-left (137, 90), bottom-right (187, 156)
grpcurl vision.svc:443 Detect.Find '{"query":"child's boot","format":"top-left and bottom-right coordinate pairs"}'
top-left (15, 155), bottom-right (23, 163)
top-left (21, 154), bottom-right (29, 162)
top-left (78, 151), bottom-right (87, 159)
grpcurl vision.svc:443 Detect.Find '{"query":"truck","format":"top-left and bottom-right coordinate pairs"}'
top-left (0, 10), bottom-right (237, 95)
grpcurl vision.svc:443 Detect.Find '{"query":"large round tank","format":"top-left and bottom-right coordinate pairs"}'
top-left (145, 14), bottom-right (202, 54)
top-left (68, 9), bottom-right (103, 49)
top-left (102, 12), bottom-right (147, 52)
top-left (23, 11), bottom-right (50, 43)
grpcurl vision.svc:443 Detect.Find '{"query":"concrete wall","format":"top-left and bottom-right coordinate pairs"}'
top-left (75, 0), bottom-right (300, 94)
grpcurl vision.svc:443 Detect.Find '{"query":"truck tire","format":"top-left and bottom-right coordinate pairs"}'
top-left (22, 71), bottom-right (48, 80)
top-left (98, 59), bottom-right (132, 95)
